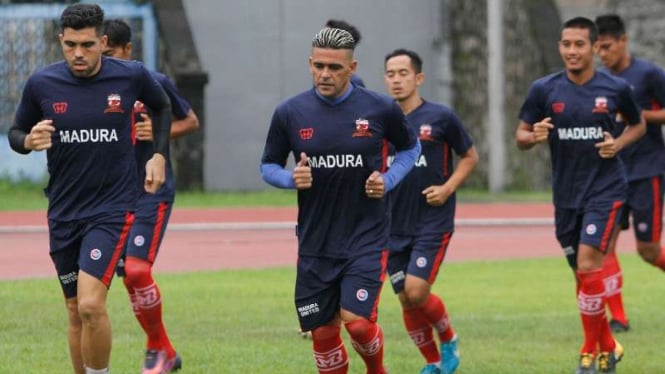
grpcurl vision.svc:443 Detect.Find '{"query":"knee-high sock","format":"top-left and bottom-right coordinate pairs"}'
top-left (421, 294), bottom-right (455, 343)
top-left (311, 325), bottom-right (348, 374)
top-left (123, 276), bottom-right (148, 332)
top-left (603, 252), bottom-right (627, 324)
top-left (577, 269), bottom-right (608, 354)
top-left (402, 306), bottom-right (440, 364)
top-left (125, 257), bottom-right (175, 357)
top-left (345, 319), bottom-right (386, 374)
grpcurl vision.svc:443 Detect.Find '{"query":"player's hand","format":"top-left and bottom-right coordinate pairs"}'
top-left (25, 119), bottom-right (55, 151)
top-left (532, 117), bottom-right (554, 144)
top-left (595, 131), bottom-right (618, 158)
top-left (365, 171), bottom-right (385, 199)
top-left (144, 153), bottom-right (166, 194)
top-left (135, 113), bottom-right (154, 141)
top-left (422, 184), bottom-right (454, 206)
top-left (293, 152), bottom-right (312, 190)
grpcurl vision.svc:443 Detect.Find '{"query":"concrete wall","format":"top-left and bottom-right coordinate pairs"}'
top-left (183, 0), bottom-right (445, 191)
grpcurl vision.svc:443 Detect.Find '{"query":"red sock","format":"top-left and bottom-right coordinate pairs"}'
top-left (125, 257), bottom-right (175, 358)
top-left (123, 276), bottom-right (148, 331)
top-left (420, 294), bottom-right (455, 343)
top-left (577, 269), bottom-right (607, 354)
top-left (655, 247), bottom-right (665, 270)
top-left (311, 325), bottom-right (349, 374)
top-left (402, 306), bottom-right (440, 364)
top-left (344, 319), bottom-right (386, 374)
top-left (603, 252), bottom-right (627, 324)
top-left (598, 314), bottom-right (617, 353)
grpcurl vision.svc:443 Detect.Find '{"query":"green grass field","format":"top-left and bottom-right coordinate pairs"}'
top-left (0, 255), bottom-right (662, 373)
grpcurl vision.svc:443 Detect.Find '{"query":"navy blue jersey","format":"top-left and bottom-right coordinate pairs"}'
top-left (519, 70), bottom-right (642, 209)
top-left (602, 57), bottom-right (665, 180)
top-left (390, 100), bottom-right (473, 235)
top-left (262, 86), bottom-right (417, 259)
top-left (13, 57), bottom-right (169, 221)
top-left (132, 71), bottom-right (192, 203)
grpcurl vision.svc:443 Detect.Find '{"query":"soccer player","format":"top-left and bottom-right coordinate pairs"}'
top-left (384, 49), bottom-right (478, 374)
top-left (7, 4), bottom-right (172, 374)
top-left (103, 19), bottom-right (200, 373)
top-left (515, 17), bottom-right (645, 374)
top-left (260, 27), bottom-right (420, 374)
top-left (595, 14), bottom-right (665, 333)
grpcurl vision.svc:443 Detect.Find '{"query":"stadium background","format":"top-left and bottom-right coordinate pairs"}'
top-left (2, 0), bottom-right (665, 193)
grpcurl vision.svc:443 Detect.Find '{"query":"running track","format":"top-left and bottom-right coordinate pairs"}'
top-left (0, 203), bottom-right (637, 280)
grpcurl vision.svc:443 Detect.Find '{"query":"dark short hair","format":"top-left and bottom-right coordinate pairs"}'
top-left (384, 48), bottom-right (423, 74)
top-left (60, 3), bottom-right (104, 35)
top-left (325, 19), bottom-right (361, 45)
top-left (561, 16), bottom-right (598, 43)
top-left (104, 19), bottom-right (132, 48)
top-left (595, 14), bottom-right (626, 39)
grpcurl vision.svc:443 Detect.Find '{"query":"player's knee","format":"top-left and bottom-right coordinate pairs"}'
top-left (77, 296), bottom-right (105, 322)
top-left (65, 298), bottom-right (82, 328)
top-left (636, 243), bottom-right (659, 264)
top-left (123, 257), bottom-right (153, 286)
top-left (344, 318), bottom-right (374, 340)
top-left (311, 325), bottom-right (341, 341)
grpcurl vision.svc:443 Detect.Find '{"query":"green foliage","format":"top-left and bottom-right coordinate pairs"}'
top-left (0, 254), bottom-right (662, 372)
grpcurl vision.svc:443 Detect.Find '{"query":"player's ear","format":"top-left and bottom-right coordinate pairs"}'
top-left (100, 34), bottom-right (108, 48)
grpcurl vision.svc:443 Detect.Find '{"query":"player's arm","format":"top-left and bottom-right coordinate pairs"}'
top-left (141, 76), bottom-right (172, 194)
top-left (170, 109), bottom-right (199, 139)
top-left (612, 114), bottom-right (646, 153)
top-left (423, 146), bottom-right (478, 206)
top-left (515, 118), bottom-right (553, 150)
top-left (643, 65), bottom-right (665, 124)
top-left (135, 108), bottom-right (199, 141)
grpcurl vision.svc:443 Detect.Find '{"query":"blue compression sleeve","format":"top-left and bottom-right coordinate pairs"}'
top-left (383, 140), bottom-right (421, 192)
top-left (260, 163), bottom-right (296, 189)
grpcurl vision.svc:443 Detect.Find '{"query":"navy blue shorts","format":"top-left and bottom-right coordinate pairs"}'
top-left (555, 200), bottom-right (623, 269)
top-left (124, 201), bottom-right (172, 263)
top-left (49, 211), bottom-right (134, 298)
top-left (295, 250), bottom-right (388, 332)
top-left (386, 232), bottom-right (452, 293)
top-left (620, 176), bottom-right (664, 242)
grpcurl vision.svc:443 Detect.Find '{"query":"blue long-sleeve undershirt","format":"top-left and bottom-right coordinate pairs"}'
top-left (260, 139), bottom-right (420, 191)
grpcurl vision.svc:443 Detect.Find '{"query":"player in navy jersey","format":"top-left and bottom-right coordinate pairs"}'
top-left (261, 27), bottom-right (420, 374)
top-left (103, 19), bottom-right (199, 373)
top-left (594, 14), bottom-right (665, 334)
top-left (7, 4), bottom-right (172, 374)
top-left (515, 17), bottom-right (645, 374)
top-left (384, 49), bottom-right (477, 374)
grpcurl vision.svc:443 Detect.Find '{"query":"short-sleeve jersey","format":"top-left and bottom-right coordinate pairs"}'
top-left (518, 70), bottom-right (642, 209)
top-left (132, 71), bottom-right (192, 203)
top-left (390, 100), bottom-right (473, 235)
top-left (261, 86), bottom-right (417, 259)
top-left (13, 57), bottom-right (168, 221)
top-left (602, 57), bottom-right (665, 180)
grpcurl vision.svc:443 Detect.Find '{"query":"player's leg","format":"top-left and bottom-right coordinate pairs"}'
top-left (340, 250), bottom-right (388, 374)
top-left (123, 201), bottom-right (179, 373)
top-left (577, 202), bottom-right (624, 373)
top-left (77, 212), bottom-right (133, 373)
top-left (633, 176), bottom-right (665, 269)
top-left (49, 219), bottom-right (86, 374)
top-left (296, 256), bottom-right (348, 374)
top-left (603, 203), bottom-right (629, 332)
top-left (387, 237), bottom-right (442, 373)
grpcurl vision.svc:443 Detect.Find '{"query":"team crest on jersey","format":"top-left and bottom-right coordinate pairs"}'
top-left (419, 124), bottom-right (435, 141)
top-left (104, 93), bottom-right (125, 114)
top-left (592, 96), bottom-right (608, 113)
top-left (552, 102), bottom-right (565, 113)
top-left (299, 128), bottom-right (314, 140)
top-left (352, 118), bottom-right (372, 137)
top-left (133, 101), bottom-right (147, 114)
top-left (52, 102), bottom-right (68, 114)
